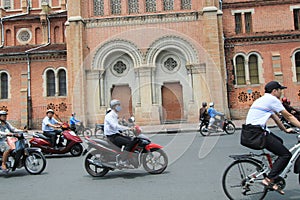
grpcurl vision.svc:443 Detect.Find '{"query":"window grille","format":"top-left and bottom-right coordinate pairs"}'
top-left (94, 0), bottom-right (104, 16)
top-left (163, 0), bottom-right (174, 11)
top-left (146, 0), bottom-right (156, 12)
top-left (128, 0), bottom-right (139, 14)
top-left (111, 0), bottom-right (121, 15)
top-left (181, 0), bottom-right (191, 10)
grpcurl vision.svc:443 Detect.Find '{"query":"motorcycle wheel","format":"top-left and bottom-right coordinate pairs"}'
top-left (142, 149), bottom-right (168, 174)
top-left (70, 144), bottom-right (83, 157)
top-left (83, 128), bottom-right (92, 137)
top-left (84, 150), bottom-right (109, 177)
top-left (199, 123), bottom-right (210, 136)
top-left (224, 122), bottom-right (236, 134)
top-left (24, 152), bottom-right (46, 175)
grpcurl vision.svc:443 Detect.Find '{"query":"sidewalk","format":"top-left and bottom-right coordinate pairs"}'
top-left (139, 119), bottom-right (277, 134)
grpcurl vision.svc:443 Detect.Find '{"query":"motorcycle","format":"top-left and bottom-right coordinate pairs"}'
top-left (83, 125), bottom-right (168, 177)
top-left (29, 123), bottom-right (83, 157)
top-left (0, 132), bottom-right (46, 175)
top-left (199, 115), bottom-right (236, 136)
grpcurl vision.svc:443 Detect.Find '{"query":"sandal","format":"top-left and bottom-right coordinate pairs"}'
top-left (262, 178), bottom-right (285, 195)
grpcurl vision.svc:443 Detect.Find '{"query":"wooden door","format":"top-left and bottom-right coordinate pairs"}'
top-left (161, 82), bottom-right (183, 122)
top-left (111, 85), bottom-right (132, 121)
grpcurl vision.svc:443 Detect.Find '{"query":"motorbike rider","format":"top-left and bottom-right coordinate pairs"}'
top-left (207, 102), bottom-right (224, 130)
top-left (282, 97), bottom-right (300, 121)
top-left (104, 99), bottom-right (134, 167)
top-left (42, 109), bottom-right (63, 149)
top-left (70, 112), bottom-right (80, 132)
top-left (199, 102), bottom-right (210, 129)
top-left (244, 81), bottom-right (300, 195)
top-left (0, 110), bottom-right (22, 173)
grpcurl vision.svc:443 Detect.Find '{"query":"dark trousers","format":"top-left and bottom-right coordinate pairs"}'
top-left (43, 130), bottom-right (62, 147)
top-left (107, 134), bottom-right (136, 160)
top-left (265, 132), bottom-right (292, 179)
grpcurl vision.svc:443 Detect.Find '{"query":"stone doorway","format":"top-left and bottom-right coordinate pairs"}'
top-left (161, 82), bottom-right (184, 123)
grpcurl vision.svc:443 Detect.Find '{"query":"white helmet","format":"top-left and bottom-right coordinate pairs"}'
top-left (209, 102), bottom-right (214, 107)
top-left (0, 110), bottom-right (7, 115)
top-left (46, 109), bottom-right (54, 114)
top-left (110, 99), bottom-right (120, 108)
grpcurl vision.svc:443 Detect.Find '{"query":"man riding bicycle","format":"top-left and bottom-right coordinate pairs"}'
top-left (243, 81), bottom-right (300, 195)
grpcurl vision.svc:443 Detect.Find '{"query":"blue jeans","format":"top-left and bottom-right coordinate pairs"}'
top-left (43, 130), bottom-right (62, 147)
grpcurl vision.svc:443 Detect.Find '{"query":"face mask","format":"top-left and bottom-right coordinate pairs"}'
top-left (115, 105), bottom-right (122, 112)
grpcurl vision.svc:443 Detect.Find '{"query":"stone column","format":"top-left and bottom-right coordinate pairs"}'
top-left (202, 6), bottom-right (229, 116)
top-left (135, 66), bottom-right (160, 125)
top-left (20, 70), bottom-right (28, 128)
top-left (66, 1), bottom-right (86, 124)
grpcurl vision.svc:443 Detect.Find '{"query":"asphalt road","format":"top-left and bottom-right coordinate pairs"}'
top-left (1, 128), bottom-right (300, 200)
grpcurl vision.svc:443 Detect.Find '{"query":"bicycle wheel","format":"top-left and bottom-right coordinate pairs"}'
top-left (222, 160), bottom-right (267, 200)
top-left (83, 128), bottom-right (92, 137)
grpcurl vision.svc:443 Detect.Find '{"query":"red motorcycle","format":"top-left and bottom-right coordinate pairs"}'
top-left (83, 125), bottom-right (168, 177)
top-left (29, 123), bottom-right (83, 157)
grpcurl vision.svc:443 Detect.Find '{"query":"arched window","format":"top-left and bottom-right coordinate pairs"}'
top-left (248, 55), bottom-right (259, 84)
top-left (146, 0), bottom-right (156, 12)
top-left (0, 72), bottom-right (8, 99)
top-left (296, 52), bottom-right (300, 82)
top-left (111, 0), bottom-right (121, 15)
top-left (58, 69), bottom-right (66, 96)
top-left (46, 70), bottom-right (55, 96)
top-left (235, 56), bottom-right (246, 85)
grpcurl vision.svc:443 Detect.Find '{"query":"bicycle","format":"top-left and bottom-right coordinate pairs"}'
top-left (222, 131), bottom-right (300, 200)
top-left (74, 122), bottom-right (92, 137)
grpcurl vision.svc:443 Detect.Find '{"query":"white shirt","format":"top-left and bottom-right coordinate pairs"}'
top-left (104, 110), bottom-right (128, 136)
top-left (246, 93), bottom-right (285, 129)
top-left (42, 117), bottom-right (59, 132)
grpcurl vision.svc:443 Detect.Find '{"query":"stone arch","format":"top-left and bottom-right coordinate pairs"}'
top-left (92, 39), bottom-right (143, 70)
top-left (145, 35), bottom-right (199, 66)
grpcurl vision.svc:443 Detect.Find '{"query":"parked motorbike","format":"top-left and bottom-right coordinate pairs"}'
top-left (0, 132), bottom-right (46, 175)
top-left (83, 125), bottom-right (168, 177)
top-left (29, 123), bottom-right (83, 157)
top-left (199, 115), bottom-right (235, 136)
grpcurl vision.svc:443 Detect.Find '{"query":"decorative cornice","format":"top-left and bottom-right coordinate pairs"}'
top-left (224, 33), bottom-right (300, 47)
top-left (222, 0), bottom-right (300, 9)
top-left (0, 53), bottom-right (66, 64)
top-left (84, 12), bottom-right (201, 28)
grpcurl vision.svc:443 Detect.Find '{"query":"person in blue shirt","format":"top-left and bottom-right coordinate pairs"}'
top-left (207, 102), bottom-right (224, 129)
top-left (70, 112), bottom-right (80, 132)
top-left (42, 109), bottom-right (63, 148)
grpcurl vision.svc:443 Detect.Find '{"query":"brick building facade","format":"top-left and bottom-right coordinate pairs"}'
top-left (8, 0), bottom-right (299, 128)
top-left (223, 0), bottom-right (300, 119)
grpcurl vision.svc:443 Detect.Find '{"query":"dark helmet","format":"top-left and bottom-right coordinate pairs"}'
top-left (202, 102), bottom-right (207, 107)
